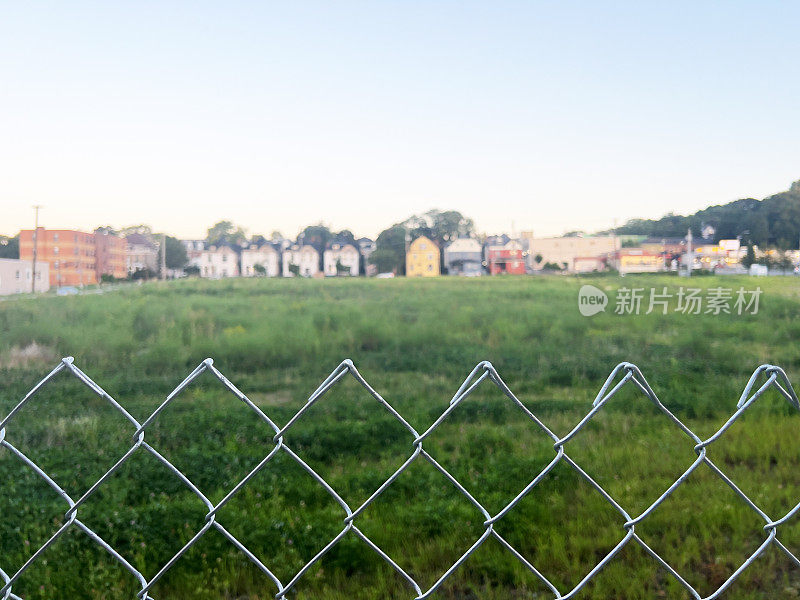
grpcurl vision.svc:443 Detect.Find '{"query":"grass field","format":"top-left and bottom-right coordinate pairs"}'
top-left (2, 275), bottom-right (800, 599)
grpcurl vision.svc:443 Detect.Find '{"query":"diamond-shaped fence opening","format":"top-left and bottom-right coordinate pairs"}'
top-left (271, 366), bottom-right (417, 512)
top-left (555, 373), bottom-right (700, 520)
top-left (350, 451), bottom-right (490, 596)
top-left (488, 457), bottom-right (625, 595)
top-left (0, 525), bottom-right (146, 600)
top-left (3, 358), bottom-right (800, 599)
top-left (633, 458), bottom-right (771, 598)
top-left (416, 366), bottom-right (561, 518)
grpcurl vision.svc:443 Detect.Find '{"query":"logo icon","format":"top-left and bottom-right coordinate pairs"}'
top-left (578, 285), bottom-right (608, 316)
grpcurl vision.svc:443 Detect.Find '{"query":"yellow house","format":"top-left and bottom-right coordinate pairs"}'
top-left (406, 236), bottom-right (440, 277)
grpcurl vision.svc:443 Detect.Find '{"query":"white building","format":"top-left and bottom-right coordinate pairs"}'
top-left (241, 244), bottom-right (280, 277)
top-left (323, 243), bottom-right (360, 276)
top-left (125, 233), bottom-right (158, 275)
top-left (0, 259), bottom-right (49, 295)
top-left (191, 245), bottom-right (240, 279)
top-left (282, 245), bottom-right (319, 277)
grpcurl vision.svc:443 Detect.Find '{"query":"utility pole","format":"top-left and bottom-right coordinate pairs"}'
top-left (686, 228), bottom-right (693, 277)
top-left (161, 233), bottom-right (167, 280)
top-left (31, 205), bottom-right (42, 293)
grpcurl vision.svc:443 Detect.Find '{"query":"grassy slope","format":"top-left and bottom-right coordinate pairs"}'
top-left (1, 275), bottom-right (800, 599)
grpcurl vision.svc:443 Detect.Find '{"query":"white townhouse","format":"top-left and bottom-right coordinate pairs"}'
top-left (282, 244), bottom-right (319, 277)
top-left (192, 245), bottom-right (239, 279)
top-left (241, 243), bottom-right (280, 277)
top-left (323, 243), bottom-right (360, 276)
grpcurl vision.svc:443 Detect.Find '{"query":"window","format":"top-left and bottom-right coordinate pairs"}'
top-left (54, 246), bottom-right (59, 254)
top-left (15, 270), bottom-right (20, 279)
top-left (427, 264), bottom-right (433, 271)
top-left (54, 233), bottom-right (59, 241)
top-left (222, 254), bottom-right (228, 262)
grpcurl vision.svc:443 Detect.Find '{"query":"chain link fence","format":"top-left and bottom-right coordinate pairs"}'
top-left (2, 357), bottom-right (799, 599)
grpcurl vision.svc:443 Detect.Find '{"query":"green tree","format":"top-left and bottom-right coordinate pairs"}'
top-left (206, 221), bottom-right (247, 246)
top-left (300, 224), bottom-right (333, 270)
top-left (335, 259), bottom-right (350, 275)
top-left (742, 245), bottom-right (756, 268)
top-left (94, 225), bottom-right (119, 236)
top-left (612, 179), bottom-right (800, 248)
top-left (371, 224), bottom-right (407, 274)
top-left (333, 230), bottom-right (356, 246)
top-left (0, 235), bottom-right (19, 259)
top-left (404, 210), bottom-right (474, 246)
top-left (157, 236), bottom-right (189, 271)
top-left (120, 224), bottom-right (153, 237)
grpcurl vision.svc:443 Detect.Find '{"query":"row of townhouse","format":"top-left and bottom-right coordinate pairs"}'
top-left (183, 239), bottom-right (370, 279)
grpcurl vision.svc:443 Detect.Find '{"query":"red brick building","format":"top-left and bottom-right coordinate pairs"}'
top-left (94, 227), bottom-right (127, 280)
top-left (19, 228), bottom-right (97, 287)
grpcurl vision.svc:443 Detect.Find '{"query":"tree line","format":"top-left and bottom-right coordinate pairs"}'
top-left (612, 180), bottom-right (800, 249)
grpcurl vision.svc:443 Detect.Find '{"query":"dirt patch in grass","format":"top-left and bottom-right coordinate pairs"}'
top-left (0, 342), bottom-right (58, 369)
top-left (249, 390), bottom-right (294, 407)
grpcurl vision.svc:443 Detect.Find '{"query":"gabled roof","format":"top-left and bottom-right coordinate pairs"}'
top-left (409, 235), bottom-right (439, 250)
top-left (125, 233), bottom-right (157, 248)
top-left (445, 238), bottom-right (482, 253)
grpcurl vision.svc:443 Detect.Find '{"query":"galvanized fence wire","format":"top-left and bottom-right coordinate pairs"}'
top-left (2, 357), bottom-right (800, 600)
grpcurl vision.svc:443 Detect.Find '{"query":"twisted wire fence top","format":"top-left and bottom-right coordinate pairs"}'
top-left (1, 357), bottom-right (799, 600)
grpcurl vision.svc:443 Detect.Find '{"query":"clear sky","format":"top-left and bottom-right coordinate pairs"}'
top-left (2, 1), bottom-right (798, 240)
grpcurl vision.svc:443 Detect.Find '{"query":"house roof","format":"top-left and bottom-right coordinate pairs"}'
top-left (445, 238), bottom-right (482, 253)
top-left (126, 233), bottom-right (157, 248)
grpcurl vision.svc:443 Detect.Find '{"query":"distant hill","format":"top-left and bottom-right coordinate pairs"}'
top-left (613, 180), bottom-right (800, 248)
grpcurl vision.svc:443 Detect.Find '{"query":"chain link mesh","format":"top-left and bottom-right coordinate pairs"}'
top-left (2, 357), bottom-right (799, 599)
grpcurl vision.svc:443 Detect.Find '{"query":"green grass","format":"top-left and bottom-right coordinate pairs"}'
top-left (2, 275), bottom-right (800, 599)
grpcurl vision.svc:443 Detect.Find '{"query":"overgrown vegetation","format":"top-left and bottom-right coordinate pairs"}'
top-left (614, 179), bottom-right (800, 248)
top-left (2, 276), bottom-right (800, 599)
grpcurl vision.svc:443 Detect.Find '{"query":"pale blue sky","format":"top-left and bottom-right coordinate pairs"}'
top-left (2, 1), bottom-right (798, 239)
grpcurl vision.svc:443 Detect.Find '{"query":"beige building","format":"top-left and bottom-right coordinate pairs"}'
top-left (529, 236), bottom-right (618, 272)
top-left (406, 236), bottom-right (440, 277)
top-left (125, 233), bottom-right (158, 276)
top-left (0, 259), bottom-right (49, 295)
